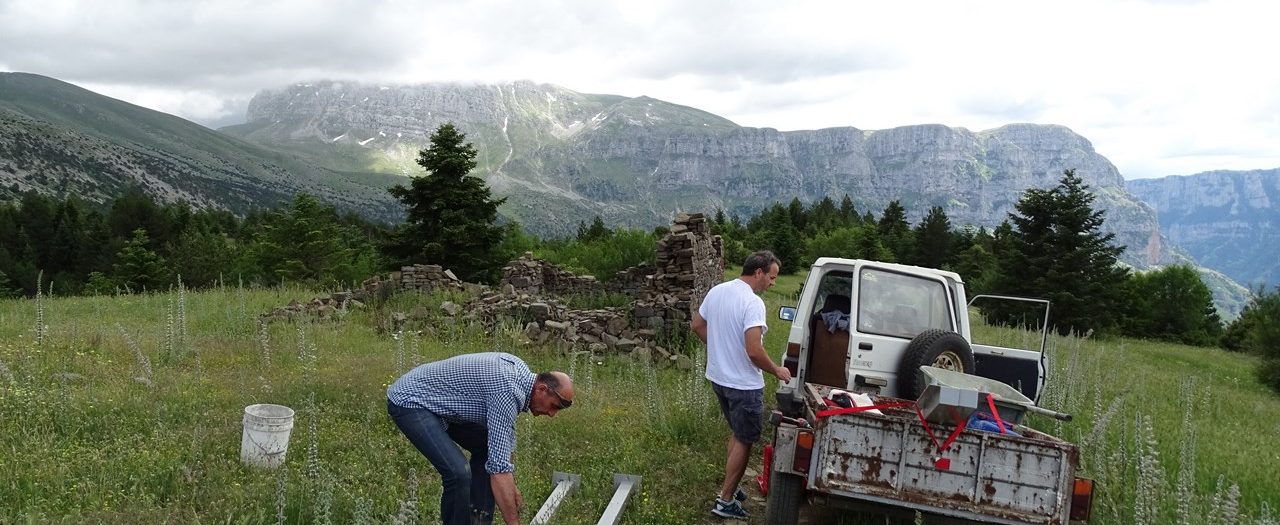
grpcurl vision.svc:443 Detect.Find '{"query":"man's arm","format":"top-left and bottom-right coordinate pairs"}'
top-left (744, 326), bottom-right (791, 383)
top-left (484, 394), bottom-right (523, 524)
top-left (491, 472), bottom-right (523, 525)
top-left (691, 311), bottom-right (708, 344)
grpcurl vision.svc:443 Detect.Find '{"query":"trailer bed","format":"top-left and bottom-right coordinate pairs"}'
top-left (803, 386), bottom-right (1079, 525)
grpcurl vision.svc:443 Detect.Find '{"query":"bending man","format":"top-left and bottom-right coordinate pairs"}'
top-left (387, 352), bottom-right (574, 525)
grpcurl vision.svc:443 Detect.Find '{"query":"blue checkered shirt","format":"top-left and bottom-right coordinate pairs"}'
top-left (387, 352), bottom-right (536, 474)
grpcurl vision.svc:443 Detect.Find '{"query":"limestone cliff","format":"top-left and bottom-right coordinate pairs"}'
top-left (228, 80), bottom-right (1173, 267)
top-left (1128, 169), bottom-right (1280, 287)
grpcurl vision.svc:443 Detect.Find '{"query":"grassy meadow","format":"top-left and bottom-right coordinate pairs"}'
top-left (1, 272), bottom-right (1278, 524)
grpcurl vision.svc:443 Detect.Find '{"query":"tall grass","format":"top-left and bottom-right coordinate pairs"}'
top-left (0, 274), bottom-right (1277, 524)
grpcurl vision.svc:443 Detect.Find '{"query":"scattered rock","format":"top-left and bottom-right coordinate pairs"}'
top-left (441, 301), bottom-right (461, 316)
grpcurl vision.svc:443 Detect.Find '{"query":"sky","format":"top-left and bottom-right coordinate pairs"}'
top-left (2, 0), bottom-right (1278, 180)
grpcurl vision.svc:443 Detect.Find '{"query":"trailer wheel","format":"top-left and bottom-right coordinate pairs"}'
top-left (765, 469), bottom-right (804, 525)
top-left (897, 328), bottom-right (974, 399)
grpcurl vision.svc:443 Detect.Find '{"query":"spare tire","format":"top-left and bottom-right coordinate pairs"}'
top-left (896, 328), bottom-right (974, 399)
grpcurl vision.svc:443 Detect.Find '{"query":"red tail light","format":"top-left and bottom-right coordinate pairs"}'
top-left (793, 431), bottom-right (814, 473)
top-left (1070, 477), bottom-right (1094, 521)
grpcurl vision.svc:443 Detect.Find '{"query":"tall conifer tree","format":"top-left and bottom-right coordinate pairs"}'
top-left (992, 169), bottom-right (1130, 335)
top-left (384, 124), bottom-right (507, 283)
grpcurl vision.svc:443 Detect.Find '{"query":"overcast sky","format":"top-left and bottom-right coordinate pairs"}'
top-left (2, 0), bottom-right (1277, 179)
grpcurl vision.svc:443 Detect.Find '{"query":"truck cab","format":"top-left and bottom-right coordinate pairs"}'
top-left (777, 257), bottom-right (1046, 404)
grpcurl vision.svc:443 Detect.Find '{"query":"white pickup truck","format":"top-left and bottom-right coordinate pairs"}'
top-left (765, 258), bottom-right (1093, 525)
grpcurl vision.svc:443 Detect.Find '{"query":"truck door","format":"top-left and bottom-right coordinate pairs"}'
top-left (966, 295), bottom-right (1050, 403)
top-left (849, 264), bottom-right (958, 398)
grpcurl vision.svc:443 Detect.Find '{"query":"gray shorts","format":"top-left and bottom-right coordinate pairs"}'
top-left (712, 382), bottom-right (764, 444)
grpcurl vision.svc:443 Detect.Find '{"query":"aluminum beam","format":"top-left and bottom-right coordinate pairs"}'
top-left (595, 473), bottom-right (642, 525)
top-left (531, 472), bottom-right (580, 525)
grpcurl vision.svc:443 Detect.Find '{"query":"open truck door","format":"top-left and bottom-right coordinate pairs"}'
top-left (965, 294), bottom-right (1051, 403)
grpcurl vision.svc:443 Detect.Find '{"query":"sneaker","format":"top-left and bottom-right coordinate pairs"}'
top-left (712, 498), bottom-right (750, 519)
top-left (733, 487), bottom-right (748, 502)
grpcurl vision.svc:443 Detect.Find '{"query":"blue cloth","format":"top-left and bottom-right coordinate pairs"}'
top-left (387, 400), bottom-right (495, 524)
top-left (387, 352), bottom-right (535, 474)
top-left (821, 310), bottom-right (850, 333)
top-left (966, 412), bottom-right (1021, 437)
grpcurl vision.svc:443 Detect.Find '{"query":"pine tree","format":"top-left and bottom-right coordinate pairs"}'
top-left (877, 200), bottom-right (913, 263)
top-left (912, 206), bottom-right (953, 269)
top-left (807, 196), bottom-right (839, 233)
top-left (383, 123), bottom-right (507, 283)
top-left (991, 169), bottom-right (1130, 335)
top-left (111, 229), bottom-right (170, 292)
top-left (577, 216), bottom-right (609, 242)
top-left (839, 194), bottom-right (857, 224)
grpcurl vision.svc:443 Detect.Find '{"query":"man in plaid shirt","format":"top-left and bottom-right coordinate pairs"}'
top-left (388, 352), bottom-right (575, 525)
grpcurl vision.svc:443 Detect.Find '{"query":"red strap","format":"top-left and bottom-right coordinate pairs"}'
top-left (911, 404), bottom-right (944, 450)
top-left (911, 403), bottom-right (968, 454)
top-left (818, 399), bottom-right (968, 457)
top-left (815, 401), bottom-right (914, 419)
top-left (985, 393), bottom-right (1008, 434)
top-left (939, 417), bottom-right (969, 450)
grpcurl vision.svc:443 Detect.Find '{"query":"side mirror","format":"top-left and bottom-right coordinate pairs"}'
top-left (778, 306), bottom-right (797, 322)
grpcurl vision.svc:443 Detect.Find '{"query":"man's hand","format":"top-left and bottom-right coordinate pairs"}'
top-left (774, 365), bottom-right (793, 383)
top-left (490, 472), bottom-right (523, 525)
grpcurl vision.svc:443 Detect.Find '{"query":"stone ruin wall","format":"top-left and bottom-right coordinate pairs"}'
top-left (262, 213), bottom-right (722, 362)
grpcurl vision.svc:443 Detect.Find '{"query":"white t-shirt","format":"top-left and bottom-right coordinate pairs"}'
top-left (699, 278), bottom-right (768, 390)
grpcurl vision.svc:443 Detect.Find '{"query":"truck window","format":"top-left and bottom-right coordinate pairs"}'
top-left (857, 268), bottom-right (951, 339)
top-left (814, 270), bottom-right (853, 314)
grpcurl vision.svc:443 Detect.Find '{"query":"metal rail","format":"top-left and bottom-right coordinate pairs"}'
top-left (531, 472), bottom-right (580, 525)
top-left (595, 473), bottom-right (642, 525)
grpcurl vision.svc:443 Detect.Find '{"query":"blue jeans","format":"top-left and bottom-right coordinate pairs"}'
top-left (387, 400), bottom-right (495, 525)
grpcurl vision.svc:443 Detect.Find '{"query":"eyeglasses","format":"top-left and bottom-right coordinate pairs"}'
top-left (547, 384), bottom-right (573, 409)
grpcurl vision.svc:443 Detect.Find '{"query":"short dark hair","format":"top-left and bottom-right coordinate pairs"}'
top-left (741, 250), bottom-right (781, 276)
top-left (536, 372), bottom-right (562, 391)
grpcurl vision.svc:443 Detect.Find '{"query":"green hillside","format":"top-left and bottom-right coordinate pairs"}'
top-left (0, 73), bottom-right (404, 221)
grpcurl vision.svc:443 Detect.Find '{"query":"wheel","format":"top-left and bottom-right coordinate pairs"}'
top-left (765, 469), bottom-right (804, 525)
top-left (896, 328), bottom-right (974, 399)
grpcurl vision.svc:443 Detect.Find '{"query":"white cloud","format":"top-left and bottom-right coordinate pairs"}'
top-left (2, 0), bottom-right (1278, 179)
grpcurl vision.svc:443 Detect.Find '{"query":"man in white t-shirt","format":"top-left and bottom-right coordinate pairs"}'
top-left (692, 250), bottom-right (791, 520)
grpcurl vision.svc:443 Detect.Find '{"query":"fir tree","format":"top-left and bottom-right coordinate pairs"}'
top-left (383, 123), bottom-right (507, 283)
top-left (912, 206), bottom-right (953, 269)
top-left (112, 229), bottom-right (170, 292)
top-left (877, 200), bottom-right (913, 262)
top-left (991, 169), bottom-right (1130, 335)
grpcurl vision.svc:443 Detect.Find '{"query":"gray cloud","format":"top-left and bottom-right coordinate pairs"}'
top-left (1, 0), bottom-right (1277, 177)
top-left (0, 0), bottom-right (414, 91)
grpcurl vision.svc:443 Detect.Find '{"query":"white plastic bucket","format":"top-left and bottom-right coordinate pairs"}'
top-left (240, 403), bottom-right (295, 468)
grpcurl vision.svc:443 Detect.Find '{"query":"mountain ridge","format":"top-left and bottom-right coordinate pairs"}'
top-left (4, 73), bottom-right (1264, 316)
top-left (226, 79), bottom-right (1173, 270)
top-left (0, 72), bottom-right (403, 221)
top-left (1127, 168), bottom-right (1280, 289)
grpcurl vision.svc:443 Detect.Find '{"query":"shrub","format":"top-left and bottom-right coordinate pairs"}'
top-left (1257, 359), bottom-right (1280, 393)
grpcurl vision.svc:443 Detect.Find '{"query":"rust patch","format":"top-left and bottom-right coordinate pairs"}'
top-left (861, 456), bottom-right (882, 481)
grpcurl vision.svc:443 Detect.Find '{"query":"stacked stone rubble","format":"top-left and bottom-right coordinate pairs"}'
top-left (501, 252), bottom-right (605, 296)
top-left (605, 263), bottom-right (656, 296)
top-left (644, 212), bottom-right (724, 332)
top-left (260, 291), bottom-right (367, 322)
top-left (260, 213), bottom-right (721, 366)
top-left (397, 264), bottom-right (465, 293)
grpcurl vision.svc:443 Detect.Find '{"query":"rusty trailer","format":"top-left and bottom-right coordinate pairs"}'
top-left (770, 388), bottom-right (1081, 525)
